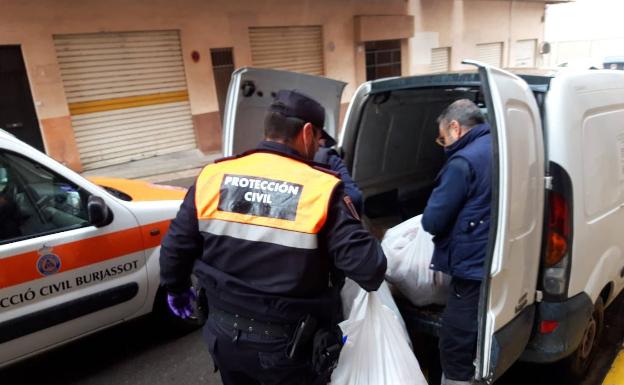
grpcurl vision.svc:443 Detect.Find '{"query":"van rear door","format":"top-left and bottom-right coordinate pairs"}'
top-left (468, 62), bottom-right (545, 382)
top-left (222, 67), bottom-right (346, 156)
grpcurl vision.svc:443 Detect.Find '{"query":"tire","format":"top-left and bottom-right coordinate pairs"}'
top-left (561, 297), bottom-right (604, 380)
top-left (155, 274), bottom-right (207, 334)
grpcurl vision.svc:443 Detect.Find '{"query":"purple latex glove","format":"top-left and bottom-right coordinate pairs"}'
top-left (167, 287), bottom-right (196, 319)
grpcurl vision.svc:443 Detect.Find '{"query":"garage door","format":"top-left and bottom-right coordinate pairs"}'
top-left (249, 26), bottom-right (324, 76)
top-left (54, 30), bottom-right (197, 170)
top-left (477, 42), bottom-right (504, 68)
top-left (431, 47), bottom-right (450, 73)
top-left (513, 39), bottom-right (537, 68)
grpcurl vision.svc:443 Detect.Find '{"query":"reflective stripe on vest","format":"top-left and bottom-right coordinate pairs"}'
top-left (195, 152), bottom-right (340, 237)
top-left (198, 219), bottom-right (318, 249)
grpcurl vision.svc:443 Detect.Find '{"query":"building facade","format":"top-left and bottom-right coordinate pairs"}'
top-left (0, 0), bottom-right (557, 172)
top-left (544, 0), bottom-right (624, 68)
top-left (411, 0), bottom-right (554, 73)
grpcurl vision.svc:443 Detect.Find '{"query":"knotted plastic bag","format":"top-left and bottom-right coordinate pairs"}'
top-left (382, 214), bottom-right (450, 306)
top-left (331, 280), bottom-right (428, 385)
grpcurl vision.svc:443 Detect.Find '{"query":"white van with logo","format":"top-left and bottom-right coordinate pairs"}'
top-left (0, 131), bottom-right (203, 368)
top-left (222, 63), bottom-right (624, 382)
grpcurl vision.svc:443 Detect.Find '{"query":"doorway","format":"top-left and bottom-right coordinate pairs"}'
top-left (0, 46), bottom-right (44, 152)
top-left (210, 48), bottom-right (235, 123)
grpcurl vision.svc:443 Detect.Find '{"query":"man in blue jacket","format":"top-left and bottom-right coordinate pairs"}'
top-left (314, 140), bottom-right (363, 215)
top-left (421, 99), bottom-right (491, 385)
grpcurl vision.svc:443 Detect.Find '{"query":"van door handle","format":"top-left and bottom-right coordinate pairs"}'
top-left (5, 122), bottom-right (23, 129)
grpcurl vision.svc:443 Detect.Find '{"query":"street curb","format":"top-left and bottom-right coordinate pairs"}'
top-left (144, 168), bottom-right (203, 184)
top-left (602, 346), bottom-right (624, 385)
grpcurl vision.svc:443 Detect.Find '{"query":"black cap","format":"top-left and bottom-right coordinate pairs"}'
top-left (268, 89), bottom-right (336, 147)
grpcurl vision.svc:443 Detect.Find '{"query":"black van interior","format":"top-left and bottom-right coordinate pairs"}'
top-left (349, 86), bottom-right (486, 240)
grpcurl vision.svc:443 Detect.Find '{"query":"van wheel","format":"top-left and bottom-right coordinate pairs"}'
top-left (562, 297), bottom-right (604, 380)
top-left (155, 274), bottom-right (207, 334)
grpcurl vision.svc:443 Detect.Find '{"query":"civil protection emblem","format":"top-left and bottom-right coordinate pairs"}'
top-left (36, 245), bottom-right (61, 276)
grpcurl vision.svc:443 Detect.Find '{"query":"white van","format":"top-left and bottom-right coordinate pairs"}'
top-left (0, 131), bottom-right (203, 368)
top-left (222, 63), bottom-right (624, 382)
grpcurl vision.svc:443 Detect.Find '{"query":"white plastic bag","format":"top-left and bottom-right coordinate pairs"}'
top-left (332, 281), bottom-right (428, 385)
top-left (382, 214), bottom-right (450, 306)
top-left (340, 278), bottom-right (407, 335)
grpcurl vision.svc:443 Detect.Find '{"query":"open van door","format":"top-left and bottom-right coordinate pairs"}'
top-left (222, 67), bottom-right (346, 156)
top-left (466, 61), bottom-right (545, 382)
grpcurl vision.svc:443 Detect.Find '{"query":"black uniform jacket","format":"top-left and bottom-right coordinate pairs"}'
top-left (159, 141), bottom-right (386, 324)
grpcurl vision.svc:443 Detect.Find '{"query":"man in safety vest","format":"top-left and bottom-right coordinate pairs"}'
top-left (159, 89), bottom-right (387, 385)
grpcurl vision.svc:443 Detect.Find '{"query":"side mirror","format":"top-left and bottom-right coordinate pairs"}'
top-left (88, 195), bottom-right (113, 227)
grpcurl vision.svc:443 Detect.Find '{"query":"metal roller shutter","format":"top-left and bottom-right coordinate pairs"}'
top-left (477, 42), bottom-right (504, 68)
top-left (249, 26), bottom-right (324, 76)
top-left (513, 39), bottom-right (537, 68)
top-left (431, 47), bottom-right (450, 73)
top-left (54, 30), bottom-right (197, 170)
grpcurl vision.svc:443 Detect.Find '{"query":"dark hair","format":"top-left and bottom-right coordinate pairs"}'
top-left (437, 99), bottom-right (485, 129)
top-left (264, 111), bottom-right (307, 142)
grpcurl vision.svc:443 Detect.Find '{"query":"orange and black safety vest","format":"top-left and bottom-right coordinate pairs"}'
top-left (192, 150), bottom-right (342, 322)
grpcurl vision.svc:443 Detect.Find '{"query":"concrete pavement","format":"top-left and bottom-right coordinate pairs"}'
top-left (1, 316), bottom-right (222, 385)
top-left (82, 149), bottom-right (220, 183)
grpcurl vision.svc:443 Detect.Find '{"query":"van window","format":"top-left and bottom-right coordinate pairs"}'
top-left (0, 151), bottom-right (90, 244)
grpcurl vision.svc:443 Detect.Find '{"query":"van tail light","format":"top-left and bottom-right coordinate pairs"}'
top-left (540, 320), bottom-right (559, 334)
top-left (542, 189), bottom-right (571, 297)
top-left (544, 191), bottom-right (569, 268)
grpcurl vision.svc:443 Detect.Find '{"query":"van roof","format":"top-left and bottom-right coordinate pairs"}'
top-left (367, 68), bottom-right (556, 95)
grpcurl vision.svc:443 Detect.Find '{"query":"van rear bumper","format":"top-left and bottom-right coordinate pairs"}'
top-left (520, 292), bottom-right (593, 363)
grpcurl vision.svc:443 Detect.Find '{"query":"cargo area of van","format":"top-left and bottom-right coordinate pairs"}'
top-left (342, 79), bottom-right (489, 333)
top-left (339, 71), bottom-right (551, 380)
top-left (348, 76), bottom-right (547, 306)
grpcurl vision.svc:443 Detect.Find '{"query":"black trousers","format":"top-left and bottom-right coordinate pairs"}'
top-left (438, 277), bottom-right (481, 382)
top-left (203, 317), bottom-right (316, 385)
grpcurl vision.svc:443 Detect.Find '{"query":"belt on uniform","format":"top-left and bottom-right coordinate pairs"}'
top-left (210, 307), bottom-right (295, 338)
